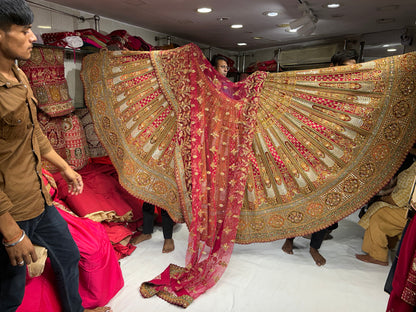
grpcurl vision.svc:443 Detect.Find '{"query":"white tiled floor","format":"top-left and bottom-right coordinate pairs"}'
top-left (108, 210), bottom-right (391, 312)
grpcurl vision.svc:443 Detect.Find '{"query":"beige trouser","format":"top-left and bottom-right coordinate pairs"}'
top-left (362, 207), bottom-right (407, 262)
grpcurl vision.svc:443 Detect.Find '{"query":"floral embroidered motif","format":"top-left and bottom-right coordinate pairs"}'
top-left (81, 45), bottom-right (416, 307)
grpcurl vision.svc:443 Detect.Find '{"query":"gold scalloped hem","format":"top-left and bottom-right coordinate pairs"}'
top-left (140, 283), bottom-right (194, 308)
top-left (53, 201), bottom-right (79, 217)
top-left (83, 210), bottom-right (133, 223)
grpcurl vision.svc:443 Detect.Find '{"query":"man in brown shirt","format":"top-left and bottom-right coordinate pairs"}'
top-left (0, 1), bottom-right (111, 311)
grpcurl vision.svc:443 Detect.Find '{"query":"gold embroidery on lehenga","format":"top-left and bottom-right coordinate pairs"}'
top-left (81, 45), bottom-right (416, 307)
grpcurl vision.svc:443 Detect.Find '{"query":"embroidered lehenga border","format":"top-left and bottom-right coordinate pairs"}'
top-left (81, 44), bottom-right (416, 306)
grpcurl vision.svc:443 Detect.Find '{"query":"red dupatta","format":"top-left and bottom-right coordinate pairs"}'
top-left (138, 45), bottom-right (266, 306)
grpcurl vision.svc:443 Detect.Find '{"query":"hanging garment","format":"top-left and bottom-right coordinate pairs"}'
top-left (81, 43), bottom-right (416, 307)
top-left (19, 46), bottom-right (75, 117)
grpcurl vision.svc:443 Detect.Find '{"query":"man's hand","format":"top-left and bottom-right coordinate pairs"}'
top-left (42, 149), bottom-right (84, 195)
top-left (6, 234), bottom-right (38, 266)
top-left (60, 167), bottom-right (84, 195)
top-left (0, 213), bottom-right (38, 266)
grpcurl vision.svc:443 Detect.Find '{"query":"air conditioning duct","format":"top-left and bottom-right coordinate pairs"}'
top-left (276, 43), bottom-right (344, 68)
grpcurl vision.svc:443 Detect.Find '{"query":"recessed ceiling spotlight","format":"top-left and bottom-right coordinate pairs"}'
top-left (387, 48), bottom-right (397, 52)
top-left (231, 24), bottom-right (243, 29)
top-left (217, 17), bottom-right (229, 21)
top-left (263, 11), bottom-right (278, 17)
top-left (237, 43), bottom-right (247, 46)
top-left (253, 36), bottom-right (263, 40)
top-left (197, 7), bottom-right (212, 13)
top-left (327, 3), bottom-right (340, 8)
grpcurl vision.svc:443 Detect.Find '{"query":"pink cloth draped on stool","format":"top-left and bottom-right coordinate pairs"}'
top-left (17, 170), bottom-right (124, 311)
top-left (53, 162), bottom-right (143, 258)
top-left (53, 162), bottom-right (143, 223)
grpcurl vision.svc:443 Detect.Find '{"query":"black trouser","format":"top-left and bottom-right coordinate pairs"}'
top-left (310, 223), bottom-right (338, 250)
top-left (142, 202), bottom-right (174, 239)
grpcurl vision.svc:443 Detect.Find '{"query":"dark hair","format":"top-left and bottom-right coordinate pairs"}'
top-left (211, 54), bottom-right (229, 67)
top-left (0, 0), bottom-right (34, 31)
top-left (330, 49), bottom-right (359, 66)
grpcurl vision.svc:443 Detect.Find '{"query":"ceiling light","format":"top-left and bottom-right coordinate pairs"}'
top-left (237, 43), bottom-right (247, 46)
top-left (263, 11), bottom-right (278, 17)
top-left (327, 3), bottom-right (340, 8)
top-left (231, 24), bottom-right (243, 29)
top-left (285, 28), bottom-right (298, 33)
top-left (197, 7), bottom-right (212, 13)
top-left (253, 36), bottom-right (263, 40)
top-left (383, 44), bottom-right (401, 48)
top-left (37, 25), bottom-right (52, 29)
top-left (387, 48), bottom-right (397, 52)
top-left (217, 17), bottom-right (229, 21)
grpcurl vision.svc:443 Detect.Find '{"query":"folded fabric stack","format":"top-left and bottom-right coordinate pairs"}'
top-left (41, 28), bottom-right (154, 52)
top-left (41, 31), bottom-right (83, 49)
top-left (246, 59), bottom-right (277, 73)
top-left (107, 29), bottom-right (153, 51)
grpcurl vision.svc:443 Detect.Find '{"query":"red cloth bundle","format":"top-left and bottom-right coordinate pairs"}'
top-left (41, 31), bottom-right (81, 47)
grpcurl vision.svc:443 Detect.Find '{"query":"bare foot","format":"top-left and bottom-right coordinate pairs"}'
top-left (84, 307), bottom-right (112, 312)
top-left (130, 233), bottom-right (151, 245)
top-left (162, 238), bottom-right (175, 253)
top-left (323, 232), bottom-right (333, 240)
top-left (282, 238), bottom-right (294, 254)
top-left (310, 247), bottom-right (326, 266)
top-left (355, 253), bottom-right (388, 266)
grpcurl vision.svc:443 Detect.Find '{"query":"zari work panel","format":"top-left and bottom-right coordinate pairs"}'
top-left (37, 111), bottom-right (89, 172)
top-left (19, 46), bottom-right (74, 117)
top-left (81, 44), bottom-right (416, 243)
top-left (81, 50), bottom-right (183, 222)
top-left (75, 108), bottom-right (108, 158)
top-left (236, 52), bottom-right (416, 242)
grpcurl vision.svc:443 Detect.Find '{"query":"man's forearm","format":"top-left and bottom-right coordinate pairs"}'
top-left (0, 211), bottom-right (22, 242)
top-left (42, 149), bottom-right (70, 172)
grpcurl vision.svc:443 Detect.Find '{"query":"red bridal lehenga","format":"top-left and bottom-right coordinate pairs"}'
top-left (81, 44), bottom-right (416, 307)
